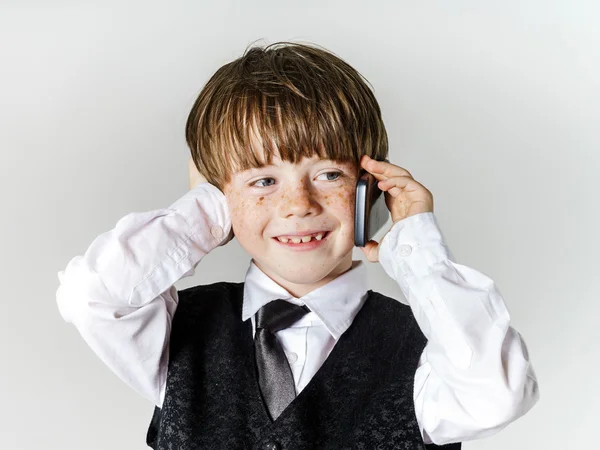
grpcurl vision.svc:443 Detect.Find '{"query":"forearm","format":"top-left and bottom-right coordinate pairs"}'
top-left (379, 212), bottom-right (540, 444)
top-left (56, 182), bottom-right (231, 405)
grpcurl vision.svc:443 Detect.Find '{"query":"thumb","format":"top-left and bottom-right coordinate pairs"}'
top-left (359, 240), bottom-right (380, 262)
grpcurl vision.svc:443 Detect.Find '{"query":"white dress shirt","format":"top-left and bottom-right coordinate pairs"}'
top-left (56, 182), bottom-right (539, 446)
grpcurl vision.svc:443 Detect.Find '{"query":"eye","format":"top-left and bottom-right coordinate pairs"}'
top-left (250, 171), bottom-right (343, 188)
top-left (253, 177), bottom-right (276, 188)
top-left (317, 171), bottom-right (343, 181)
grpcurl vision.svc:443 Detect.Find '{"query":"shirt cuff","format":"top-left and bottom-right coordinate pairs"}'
top-left (128, 182), bottom-right (232, 307)
top-left (167, 182), bottom-right (232, 247)
top-left (378, 212), bottom-right (454, 304)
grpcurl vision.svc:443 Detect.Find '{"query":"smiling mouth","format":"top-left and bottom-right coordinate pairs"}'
top-left (273, 231), bottom-right (330, 244)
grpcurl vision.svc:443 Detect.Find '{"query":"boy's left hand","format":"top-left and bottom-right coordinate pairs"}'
top-left (358, 155), bottom-right (434, 263)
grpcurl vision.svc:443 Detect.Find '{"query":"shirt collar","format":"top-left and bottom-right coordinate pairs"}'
top-left (241, 259), bottom-right (368, 340)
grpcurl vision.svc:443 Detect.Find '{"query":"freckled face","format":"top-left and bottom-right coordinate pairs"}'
top-left (223, 154), bottom-right (359, 297)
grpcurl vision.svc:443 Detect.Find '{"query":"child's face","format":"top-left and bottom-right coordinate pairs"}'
top-left (222, 152), bottom-right (359, 298)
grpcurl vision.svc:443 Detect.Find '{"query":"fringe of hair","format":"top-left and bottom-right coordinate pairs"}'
top-left (186, 40), bottom-right (389, 191)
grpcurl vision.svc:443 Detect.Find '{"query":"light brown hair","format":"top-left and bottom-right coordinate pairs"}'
top-left (186, 40), bottom-right (389, 191)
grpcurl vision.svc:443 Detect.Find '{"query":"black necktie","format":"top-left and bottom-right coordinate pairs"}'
top-left (254, 299), bottom-right (310, 421)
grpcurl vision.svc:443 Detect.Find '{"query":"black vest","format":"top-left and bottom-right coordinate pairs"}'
top-left (146, 281), bottom-right (461, 450)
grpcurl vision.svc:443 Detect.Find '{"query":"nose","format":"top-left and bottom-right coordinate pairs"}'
top-left (278, 180), bottom-right (322, 218)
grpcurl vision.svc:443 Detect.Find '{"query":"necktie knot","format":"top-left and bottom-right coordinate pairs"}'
top-left (256, 299), bottom-right (310, 333)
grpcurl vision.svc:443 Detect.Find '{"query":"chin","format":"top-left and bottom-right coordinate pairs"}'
top-left (264, 256), bottom-right (348, 285)
top-left (276, 269), bottom-right (332, 285)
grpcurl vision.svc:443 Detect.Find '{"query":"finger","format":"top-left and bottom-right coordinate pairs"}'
top-left (361, 155), bottom-right (413, 179)
top-left (377, 176), bottom-right (422, 197)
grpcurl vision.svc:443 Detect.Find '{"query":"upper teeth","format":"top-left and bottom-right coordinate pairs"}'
top-left (277, 232), bottom-right (325, 243)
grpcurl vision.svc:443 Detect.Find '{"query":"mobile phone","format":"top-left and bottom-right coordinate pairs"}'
top-left (354, 165), bottom-right (390, 247)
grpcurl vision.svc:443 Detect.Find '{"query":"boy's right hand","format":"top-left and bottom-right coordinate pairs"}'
top-left (188, 156), bottom-right (235, 247)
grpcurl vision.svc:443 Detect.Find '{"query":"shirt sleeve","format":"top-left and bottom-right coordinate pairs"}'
top-left (55, 182), bottom-right (231, 407)
top-left (377, 212), bottom-right (540, 445)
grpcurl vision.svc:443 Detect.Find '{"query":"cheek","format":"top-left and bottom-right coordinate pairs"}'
top-left (228, 194), bottom-right (274, 234)
top-left (326, 188), bottom-right (355, 223)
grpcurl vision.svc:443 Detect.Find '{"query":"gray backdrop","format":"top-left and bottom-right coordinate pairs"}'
top-left (1, 0), bottom-right (597, 449)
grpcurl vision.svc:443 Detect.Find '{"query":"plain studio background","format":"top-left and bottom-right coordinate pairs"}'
top-left (0, 1), bottom-right (597, 449)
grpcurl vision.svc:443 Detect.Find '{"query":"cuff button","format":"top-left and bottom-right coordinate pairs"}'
top-left (398, 244), bottom-right (412, 256)
top-left (211, 226), bottom-right (224, 240)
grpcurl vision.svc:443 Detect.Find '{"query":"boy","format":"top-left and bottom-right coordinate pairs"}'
top-left (56, 42), bottom-right (539, 449)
